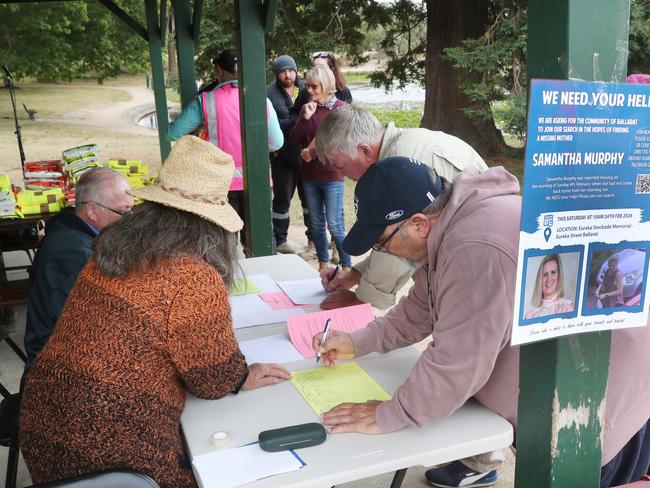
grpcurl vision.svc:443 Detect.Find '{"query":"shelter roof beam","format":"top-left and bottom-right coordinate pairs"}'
top-left (97, 0), bottom-right (148, 41)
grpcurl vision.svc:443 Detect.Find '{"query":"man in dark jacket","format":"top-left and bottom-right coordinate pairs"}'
top-left (266, 54), bottom-right (311, 254)
top-left (24, 167), bottom-right (133, 370)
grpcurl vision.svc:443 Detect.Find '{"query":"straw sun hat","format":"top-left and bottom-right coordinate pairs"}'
top-left (128, 136), bottom-right (244, 232)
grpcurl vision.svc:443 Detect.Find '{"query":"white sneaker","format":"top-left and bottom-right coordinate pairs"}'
top-left (299, 241), bottom-right (316, 260)
top-left (276, 242), bottom-right (296, 254)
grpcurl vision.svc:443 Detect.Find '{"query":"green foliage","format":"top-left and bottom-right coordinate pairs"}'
top-left (443, 1), bottom-right (527, 137)
top-left (0, 1), bottom-right (149, 82)
top-left (366, 107), bottom-right (421, 128)
top-left (368, 0), bottom-right (427, 90)
top-left (193, 0), bottom-right (379, 85)
top-left (193, 0), bottom-right (236, 84)
top-left (629, 0), bottom-right (650, 74)
top-left (266, 0), bottom-right (372, 69)
top-left (491, 91), bottom-right (528, 138)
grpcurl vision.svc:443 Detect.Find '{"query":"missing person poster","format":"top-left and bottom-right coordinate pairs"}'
top-left (511, 79), bottom-right (650, 345)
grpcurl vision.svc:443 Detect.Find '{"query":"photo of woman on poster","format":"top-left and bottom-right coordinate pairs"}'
top-left (525, 253), bottom-right (575, 319)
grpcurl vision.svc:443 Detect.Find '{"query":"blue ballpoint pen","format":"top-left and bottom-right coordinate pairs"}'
top-left (316, 318), bottom-right (332, 363)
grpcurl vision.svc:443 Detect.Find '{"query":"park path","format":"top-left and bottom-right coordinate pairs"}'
top-left (53, 83), bottom-right (169, 135)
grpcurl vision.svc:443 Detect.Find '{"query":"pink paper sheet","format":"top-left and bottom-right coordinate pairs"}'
top-left (259, 291), bottom-right (310, 310)
top-left (286, 303), bottom-right (375, 358)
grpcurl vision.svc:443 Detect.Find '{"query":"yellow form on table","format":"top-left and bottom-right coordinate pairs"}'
top-left (229, 276), bottom-right (261, 296)
top-left (291, 361), bottom-right (392, 416)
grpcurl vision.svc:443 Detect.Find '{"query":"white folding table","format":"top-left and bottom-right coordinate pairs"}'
top-left (181, 254), bottom-right (513, 488)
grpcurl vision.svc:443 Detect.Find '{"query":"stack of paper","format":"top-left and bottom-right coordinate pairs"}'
top-left (239, 333), bottom-right (303, 364)
top-left (286, 303), bottom-right (375, 358)
top-left (277, 278), bottom-right (327, 305)
top-left (192, 443), bottom-right (304, 488)
top-left (229, 274), bottom-right (306, 329)
top-left (0, 174), bottom-right (17, 218)
top-left (291, 361), bottom-right (392, 416)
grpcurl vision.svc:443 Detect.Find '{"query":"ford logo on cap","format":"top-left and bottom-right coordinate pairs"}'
top-left (385, 210), bottom-right (404, 221)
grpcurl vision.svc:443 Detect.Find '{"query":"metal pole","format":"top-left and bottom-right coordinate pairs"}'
top-left (235, 0), bottom-right (273, 256)
top-left (171, 0), bottom-right (196, 109)
top-left (516, 1), bottom-right (631, 486)
top-left (2, 66), bottom-right (26, 173)
top-left (144, 0), bottom-right (171, 162)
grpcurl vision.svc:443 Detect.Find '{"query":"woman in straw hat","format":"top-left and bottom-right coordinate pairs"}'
top-left (19, 136), bottom-right (291, 488)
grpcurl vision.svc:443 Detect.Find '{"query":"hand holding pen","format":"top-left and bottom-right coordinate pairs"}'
top-left (316, 318), bottom-right (332, 363)
top-left (327, 265), bottom-right (340, 290)
top-left (320, 265), bottom-right (361, 292)
top-left (313, 326), bottom-right (356, 367)
top-left (320, 264), bottom-right (340, 291)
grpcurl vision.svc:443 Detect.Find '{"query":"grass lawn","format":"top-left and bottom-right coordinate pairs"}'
top-left (342, 72), bottom-right (372, 85)
top-left (0, 83), bottom-right (131, 118)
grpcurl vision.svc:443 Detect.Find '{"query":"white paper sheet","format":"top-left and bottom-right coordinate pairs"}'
top-left (229, 283), bottom-right (305, 329)
top-left (229, 294), bottom-right (271, 314)
top-left (192, 443), bottom-right (304, 488)
top-left (246, 274), bottom-right (281, 293)
top-left (231, 308), bottom-right (305, 329)
top-left (239, 333), bottom-right (304, 364)
top-left (277, 278), bottom-right (327, 305)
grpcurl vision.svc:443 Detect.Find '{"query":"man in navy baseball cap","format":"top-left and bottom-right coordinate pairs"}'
top-left (343, 156), bottom-right (444, 257)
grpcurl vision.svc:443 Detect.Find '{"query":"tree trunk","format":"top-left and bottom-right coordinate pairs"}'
top-left (422, 0), bottom-right (506, 157)
top-left (167, 10), bottom-right (178, 79)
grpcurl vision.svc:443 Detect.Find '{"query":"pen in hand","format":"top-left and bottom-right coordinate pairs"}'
top-left (326, 265), bottom-right (340, 292)
top-left (316, 318), bottom-right (332, 364)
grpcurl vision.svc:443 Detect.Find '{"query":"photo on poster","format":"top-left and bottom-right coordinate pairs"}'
top-left (583, 244), bottom-right (648, 315)
top-left (519, 247), bottom-right (583, 325)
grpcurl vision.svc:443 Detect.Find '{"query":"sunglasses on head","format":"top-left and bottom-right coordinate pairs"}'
top-left (312, 51), bottom-right (331, 59)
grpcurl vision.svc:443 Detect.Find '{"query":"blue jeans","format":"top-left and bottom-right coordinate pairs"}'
top-left (302, 180), bottom-right (351, 267)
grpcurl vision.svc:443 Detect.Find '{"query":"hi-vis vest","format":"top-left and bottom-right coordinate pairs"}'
top-left (201, 81), bottom-right (271, 192)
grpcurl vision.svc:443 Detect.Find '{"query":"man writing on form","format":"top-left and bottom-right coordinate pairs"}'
top-left (314, 156), bottom-right (650, 488)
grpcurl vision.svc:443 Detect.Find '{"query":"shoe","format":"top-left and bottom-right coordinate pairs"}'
top-left (276, 242), bottom-right (296, 254)
top-left (299, 241), bottom-right (316, 260)
top-left (425, 461), bottom-right (497, 488)
top-left (330, 241), bottom-right (340, 265)
top-left (318, 261), bottom-right (330, 272)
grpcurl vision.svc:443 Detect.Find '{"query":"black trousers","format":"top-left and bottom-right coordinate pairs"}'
top-left (227, 190), bottom-right (249, 255)
top-left (270, 153), bottom-right (311, 245)
top-left (228, 190), bottom-right (277, 257)
top-left (600, 418), bottom-right (650, 487)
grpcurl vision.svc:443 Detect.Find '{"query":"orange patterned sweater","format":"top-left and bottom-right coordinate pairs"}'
top-left (20, 256), bottom-right (247, 488)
